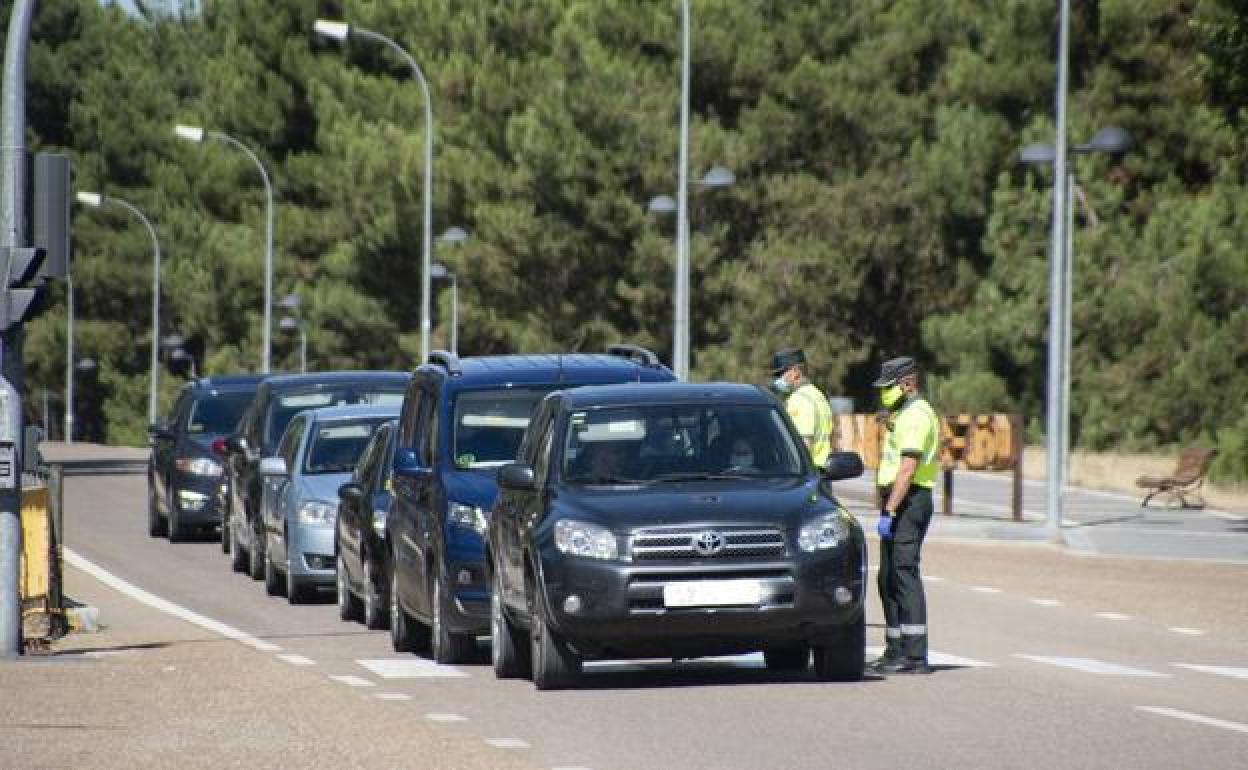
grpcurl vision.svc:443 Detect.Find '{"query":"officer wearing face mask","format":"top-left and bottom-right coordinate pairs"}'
top-left (871, 356), bottom-right (940, 675)
top-left (770, 348), bottom-right (834, 467)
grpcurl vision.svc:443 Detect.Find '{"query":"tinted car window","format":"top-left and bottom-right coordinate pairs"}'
top-left (563, 404), bottom-right (804, 483)
top-left (266, 388), bottom-right (404, 448)
top-left (452, 387), bottom-right (558, 469)
top-left (187, 391), bottom-right (253, 436)
top-left (304, 419), bottom-right (389, 475)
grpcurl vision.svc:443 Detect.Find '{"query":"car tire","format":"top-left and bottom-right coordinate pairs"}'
top-left (286, 551), bottom-right (310, 605)
top-left (530, 601), bottom-right (580, 691)
top-left (264, 549), bottom-right (285, 597)
top-left (389, 565), bottom-right (427, 653)
top-left (430, 573), bottom-right (475, 665)
top-left (813, 615), bottom-right (866, 682)
top-left (221, 512), bottom-right (231, 554)
top-left (230, 528), bottom-right (248, 574)
top-left (167, 505), bottom-right (185, 544)
top-left (247, 523), bottom-right (265, 581)
top-left (491, 570), bottom-right (530, 679)
top-left (362, 557), bottom-right (388, 631)
top-left (337, 553), bottom-right (363, 622)
top-left (147, 486), bottom-right (167, 538)
top-left (763, 644), bottom-right (811, 672)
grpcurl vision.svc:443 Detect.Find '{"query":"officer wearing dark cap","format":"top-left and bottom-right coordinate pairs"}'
top-left (871, 356), bottom-right (940, 675)
top-left (771, 347), bottom-right (834, 467)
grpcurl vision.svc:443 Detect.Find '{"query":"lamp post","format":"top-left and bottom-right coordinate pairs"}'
top-left (649, 165), bottom-right (735, 376)
top-left (279, 316), bottom-right (306, 373)
top-left (433, 226), bottom-right (468, 355)
top-left (169, 347), bottom-right (198, 379)
top-left (1021, 125), bottom-right (1132, 535)
top-left (63, 267), bottom-right (74, 442)
top-left (174, 123), bottom-right (274, 373)
top-left (315, 19), bottom-right (436, 364)
top-left (75, 191), bottom-right (163, 425)
top-left (673, 0), bottom-right (692, 380)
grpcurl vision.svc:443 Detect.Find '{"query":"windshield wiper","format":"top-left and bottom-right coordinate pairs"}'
top-left (651, 472), bottom-right (753, 483)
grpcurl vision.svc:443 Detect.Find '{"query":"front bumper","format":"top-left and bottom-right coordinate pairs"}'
top-left (172, 476), bottom-right (229, 526)
top-left (535, 539), bottom-right (865, 659)
top-left (287, 524), bottom-right (336, 583)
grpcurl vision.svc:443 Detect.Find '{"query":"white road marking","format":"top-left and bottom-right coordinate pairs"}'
top-left (1168, 627), bottom-right (1205, 636)
top-left (1173, 664), bottom-right (1248, 680)
top-left (357, 658), bottom-right (468, 679)
top-left (866, 646), bottom-right (995, 668)
top-left (375, 693), bottom-right (413, 701)
top-left (329, 675), bottom-right (375, 688)
top-left (1096, 612), bottom-right (1131, 621)
top-left (1017, 655), bottom-right (1169, 678)
top-left (487, 738), bottom-right (531, 750)
top-left (1030, 598), bottom-right (1062, 607)
top-left (923, 575), bottom-right (945, 582)
top-left (427, 713), bottom-right (469, 723)
top-left (1136, 706), bottom-right (1248, 735)
top-left (276, 654), bottom-right (315, 666)
top-left (552, 767), bottom-right (594, 770)
top-left (63, 547), bottom-right (282, 653)
top-left (970, 586), bottom-right (1001, 594)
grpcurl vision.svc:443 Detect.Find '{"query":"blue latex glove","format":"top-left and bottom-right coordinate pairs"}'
top-left (877, 512), bottom-right (894, 540)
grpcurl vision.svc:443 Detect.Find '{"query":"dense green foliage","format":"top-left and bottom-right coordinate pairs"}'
top-left (7, 1), bottom-right (1248, 480)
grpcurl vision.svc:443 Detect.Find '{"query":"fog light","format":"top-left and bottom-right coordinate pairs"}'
top-left (563, 595), bottom-right (583, 614)
top-left (833, 586), bottom-right (853, 605)
top-left (304, 554), bottom-right (333, 570)
top-left (457, 569), bottom-right (473, 586)
top-left (177, 489), bottom-right (209, 511)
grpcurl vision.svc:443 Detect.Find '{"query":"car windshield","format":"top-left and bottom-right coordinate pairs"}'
top-left (453, 388), bottom-right (557, 469)
top-left (304, 419), bottom-right (390, 475)
top-left (187, 391), bottom-right (253, 436)
top-left (267, 387), bottom-right (404, 447)
top-left (562, 404), bottom-right (805, 484)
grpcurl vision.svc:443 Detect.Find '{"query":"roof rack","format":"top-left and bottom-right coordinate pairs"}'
top-left (427, 350), bottom-right (463, 376)
top-left (605, 344), bottom-right (662, 368)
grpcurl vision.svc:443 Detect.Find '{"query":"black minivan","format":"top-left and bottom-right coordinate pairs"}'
top-left (488, 382), bottom-right (867, 689)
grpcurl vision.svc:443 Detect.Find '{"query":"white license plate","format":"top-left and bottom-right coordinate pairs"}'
top-left (662, 579), bottom-right (762, 608)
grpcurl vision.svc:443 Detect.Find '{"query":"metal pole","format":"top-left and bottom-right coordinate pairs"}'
top-left (64, 272), bottom-right (73, 443)
top-left (299, 327), bottom-right (306, 373)
top-left (1045, 0), bottom-right (1071, 543)
top-left (1062, 170), bottom-right (1075, 493)
top-left (106, 197), bottom-right (161, 425)
top-left (206, 131), bottom-right (273, 373)
top-left (450, 274), bottom-right (458, 356)
top-left (674, 0), bottom-right (691, 380)
top-left (0, 0), bottom-right (35, 659)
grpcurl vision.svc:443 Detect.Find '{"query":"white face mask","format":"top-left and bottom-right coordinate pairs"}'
top-left (730, 452), bottom-right (754, 467)
top-left (772, 376), bottom-right (792, 393)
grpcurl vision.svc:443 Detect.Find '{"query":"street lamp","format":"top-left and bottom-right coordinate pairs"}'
top-left (315, 18), bottom-right (436, 364)
top-left (433, 226), bottom-right (469, 355)
top-left (174, 123), bottom-right (275, 374)
top-left (673, 0), bottom-right (692, 381)
top-left (75, 190), bottom-right (163, 426)
top-left (649, 166), bottom-right (735, 377)
top-left (169, 347), bottom-right (198, 380)
top-left (278, 316), bottom-right (306, 373)
top-left (1021, 124), bottom-right (1132, 537)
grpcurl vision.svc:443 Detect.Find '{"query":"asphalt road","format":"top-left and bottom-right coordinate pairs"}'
top-left (9, 469), bottom-right (1248, 769)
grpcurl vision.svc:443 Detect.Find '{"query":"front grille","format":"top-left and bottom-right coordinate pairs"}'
top-left (630, 525), bottom-right (787, 561)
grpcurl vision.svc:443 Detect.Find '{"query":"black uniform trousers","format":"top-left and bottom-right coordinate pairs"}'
top-left (877, 485), bottom-right (934, 661)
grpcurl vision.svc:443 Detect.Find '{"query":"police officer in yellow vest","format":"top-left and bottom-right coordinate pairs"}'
top-left (871, 356), bottom-right (940, 675)
top-left (770, 348), bottom-right (834, 467)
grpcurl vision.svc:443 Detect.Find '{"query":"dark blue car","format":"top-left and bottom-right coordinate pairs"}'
top-left (386, 346), bottom-right (675, 662)
top-left (335, 418), bottom-right (399, 629)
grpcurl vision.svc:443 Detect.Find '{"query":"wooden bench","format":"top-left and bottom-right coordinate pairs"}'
top-left (1135, 448), bottom-right (1217, 509)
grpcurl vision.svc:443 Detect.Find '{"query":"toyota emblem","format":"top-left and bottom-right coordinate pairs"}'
top-left (692, 530), bottom-right (725, 556)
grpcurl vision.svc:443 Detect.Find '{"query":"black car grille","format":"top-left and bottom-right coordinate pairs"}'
top-left (630, 525), bottom-right (787, 561)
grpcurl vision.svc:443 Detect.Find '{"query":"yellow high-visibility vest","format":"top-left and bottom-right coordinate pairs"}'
top-left (787, 382), bottom-right (834, 467)
top-left (878, 396), bottom-right (940, 489)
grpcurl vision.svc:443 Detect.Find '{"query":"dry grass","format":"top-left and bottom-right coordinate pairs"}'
top-left (1022, 447), bottom-right (1248, 512)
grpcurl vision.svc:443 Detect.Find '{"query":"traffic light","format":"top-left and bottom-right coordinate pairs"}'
top-left (1, 153), bottom-right (70, 332)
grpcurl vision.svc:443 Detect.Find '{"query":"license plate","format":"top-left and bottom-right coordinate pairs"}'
top-left (662, 579), bottom-right (762, 608)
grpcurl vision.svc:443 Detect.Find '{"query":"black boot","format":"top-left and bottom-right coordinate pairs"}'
top-left (874, 657), bottom-right (931, 675)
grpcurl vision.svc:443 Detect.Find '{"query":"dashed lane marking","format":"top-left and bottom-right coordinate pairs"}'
top-left (970, 586), bottom-right (1001, 594)
top-left (1017, 655), bottom-right (1169, 678)
top-left (329, 675), bottom-right (375, 688)
top-left (356, 658), bottom-right (468, 679)
top-left (1030, 598), bottom-right (1062, 607)
top-left (1136, 706), bottom-right (1248, 735)
top-left (427, 713), bottom-right (469, 723)
top-left (277, 654), bottom-right (315, 666)
top-left (487, 738), bottom-right (531, 750)
top-left (375, 693), bottom-right (413, 701)
top-left (1168, 627), bottom-right (1205, 636)
top-left (1096, 612), bottom-right (1132, 621)
top-left (63, 547), bottom-right (282, 653)
top-left (1172, 664), bottom-right (1248, 680)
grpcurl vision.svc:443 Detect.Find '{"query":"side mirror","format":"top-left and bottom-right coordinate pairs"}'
top-left (148, 421), bottom-right (173, 440)
top-left (497, 462), bottom-right (536, 491)
top-left (338, 482), bottom-right (364, 503)
top-left (393, 448), bottom-right (428, 478)
top-left (259, 456), bottom-right (288, 477)
top-left (823, 451), bottom-right (865, 481)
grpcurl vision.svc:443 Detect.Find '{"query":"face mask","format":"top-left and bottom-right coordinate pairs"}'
top-left (772, 376), bottom-right (792, 394)
top-left (880, 384), bottom-right (904, 409)
top-left (730, 452), bottom-right (754, 467)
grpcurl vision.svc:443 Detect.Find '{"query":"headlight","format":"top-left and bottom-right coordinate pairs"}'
top-left (177, 489), bottom-right (209, 511)
top-left (297, 500), bottom-right (337, 526)
top-left (372, 509), bottom-right (387, 536)
top-left (799, 511), bottom-right (851, 552)
top-left (176, 456), bottom-right (223, 477)
top-left (449, 502), bottom-right (488, 535)
top-left (554, 519), bottom-right (618, 560)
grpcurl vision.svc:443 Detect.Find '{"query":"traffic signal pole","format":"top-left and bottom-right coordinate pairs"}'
top-left (0, 0), bottom-right (36, 658)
